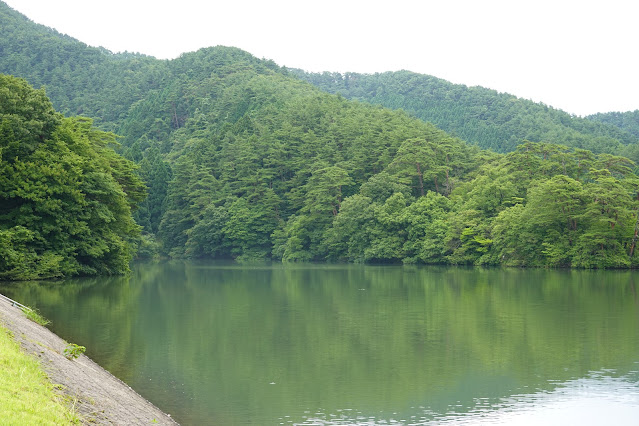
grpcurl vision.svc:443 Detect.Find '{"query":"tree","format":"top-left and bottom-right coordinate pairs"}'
top-left (401, 191), bottom-right (452, 263)
top-left (388, 138), bottom-right (434, 197)
top-left (303, 165), bottom-right (353, 217)
top-left (0, 75), bottom-right (145, 279)
top-left (323, 194), bottom-right (375, 262)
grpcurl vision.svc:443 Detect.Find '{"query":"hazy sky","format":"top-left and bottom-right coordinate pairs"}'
top-left (5, 0), bottom-right (639, 116)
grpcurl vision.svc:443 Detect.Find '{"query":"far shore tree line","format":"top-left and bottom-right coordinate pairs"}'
top-left (2, 1), bottom-right (639, 279)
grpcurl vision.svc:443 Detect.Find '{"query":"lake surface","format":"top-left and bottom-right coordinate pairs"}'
top-left (1, 262), bottom-right (639, 425)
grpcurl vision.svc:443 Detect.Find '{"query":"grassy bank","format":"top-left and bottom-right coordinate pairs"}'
top-left (0, 323), bottom-right (77, 424)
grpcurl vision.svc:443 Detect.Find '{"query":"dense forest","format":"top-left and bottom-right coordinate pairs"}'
top-left (290, 69), bottom-right (639, 161)
top-left (0, 2), bottom-right (169, 130)
top-left (2, 1), bottom-right (639, 278)
top-left (588, 110), bottom-right (639, 140)
top-left (0, 74), bottom-right (145, 279)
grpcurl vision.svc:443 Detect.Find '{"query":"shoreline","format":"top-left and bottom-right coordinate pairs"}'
top-left (0, 297), bottom-right (178, 425)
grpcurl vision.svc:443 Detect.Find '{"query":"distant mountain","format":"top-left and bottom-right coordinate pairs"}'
top-left (0, 1), bottom-right (479, 260)
top-left (587, 110), bottom-right (639, 140)
top-left (0, 1), bottom-right (169, 130)
top-left (289, 69), bottom-right (639, 161)
top-left (3, 0), bottom-right (639, 270)
top-left (3, 0), bottom-right (636, 160)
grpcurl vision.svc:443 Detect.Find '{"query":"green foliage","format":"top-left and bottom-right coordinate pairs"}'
top-left (22, 307), bottom-right (51, 326)
top-left (63, 343), bottom-right (86, 360)
top-left (145, 59), bottom-right (478, 261)
top-left (588, 110), bottom-right (639, 139)
top-left (0, 75), bottom-right (144, 280)
top-left (0, 2), bottom-right (169, 129)
top-left (2, 5), bottom-right (639, 269)
top-left (476, 146), bottom-right (639, 268)
top-left (322, 141), bottom-right (639, 268)
top-left (291, 69), bottom-right (639, 159)
top-left (401, 192), bottom-right (451, 263)
top-left (134, 233), bottom-right (162, 259)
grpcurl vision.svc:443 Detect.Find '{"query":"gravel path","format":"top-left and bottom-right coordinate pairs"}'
top-left (0, 297), bottom-right (178, 425)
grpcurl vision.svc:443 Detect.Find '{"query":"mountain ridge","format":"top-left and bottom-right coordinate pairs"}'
top-left (289, 69), bottom-right (639, 160)
top-left (3, 0), bottom-right (637, 151)
top-left (3, 0), bottom-right (639, 270)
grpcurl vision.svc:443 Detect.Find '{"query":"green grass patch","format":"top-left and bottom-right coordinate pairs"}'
top-left (21, 307), bottom-right (51, 326)
top-left (0, 324), bottom-right (78, 424)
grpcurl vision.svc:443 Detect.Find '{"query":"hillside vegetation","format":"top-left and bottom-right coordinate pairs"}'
top-left (290, 70), bottom-right (639, 161)
top-left (2, 1), bottom-right (639, 273)
top-left (0, 2), bottom-right (169, 129)
top-left (588, 110), bottom-right (639, 140)
top-left (0, 322), bottom-right (76, 423)
top-left (0, 74), bottom-right (144, 279)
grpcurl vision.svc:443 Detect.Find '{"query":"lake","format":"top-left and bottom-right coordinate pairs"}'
top-left (1, 262), bottom-right (639, 425)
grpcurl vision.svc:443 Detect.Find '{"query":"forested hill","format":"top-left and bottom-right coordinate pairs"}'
top-left (588, 111), bottom-right (639, 140)
top-left (0, 1), bottom-right (286, 133)
top-left (3, 1), bottom-right (639, 272)
top-left (0, 1), bottom-right (479, 263)
top-left (0, 75), bottom-right (145, 280)
top-left (289, 69), bottom-right (639, 161)
top-left (2, 0), bottom-right (638, 161)
top-left (0, 1), bottom-right (172, 130)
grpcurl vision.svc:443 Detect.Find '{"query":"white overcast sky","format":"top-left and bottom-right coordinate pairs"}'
top-left (4, 0), bottom-right (639, 116)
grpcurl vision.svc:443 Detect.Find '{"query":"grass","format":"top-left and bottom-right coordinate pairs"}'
top-left (21, 307), bottom-right (51, 326)
top-left (0, 324), bottom-right (78, 425)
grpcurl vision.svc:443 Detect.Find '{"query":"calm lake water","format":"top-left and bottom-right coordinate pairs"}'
top-left (2, 262), bottom-right (639, 425)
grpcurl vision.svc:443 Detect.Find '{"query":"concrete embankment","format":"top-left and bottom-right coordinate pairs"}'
top-left (0, 296), bottom-right (178, 425)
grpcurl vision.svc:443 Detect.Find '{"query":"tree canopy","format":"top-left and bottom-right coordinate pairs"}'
top-left (290, 69), bottom-right (639, 161)
top-left (3, 1), bottom-right (639, 272)
top-left (0, 74), bottom-right (145, 279)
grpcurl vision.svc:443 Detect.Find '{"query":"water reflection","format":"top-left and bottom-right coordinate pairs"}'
top-left (1, 263), bottom-right (638, 425)
top-left (294, 370), bottom-right (639, 425)
top-left (434, 370), bottom-right (639, 426)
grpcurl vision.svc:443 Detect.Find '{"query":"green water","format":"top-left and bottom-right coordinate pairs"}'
top-left (2, 262), bottom-right (639, 425)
